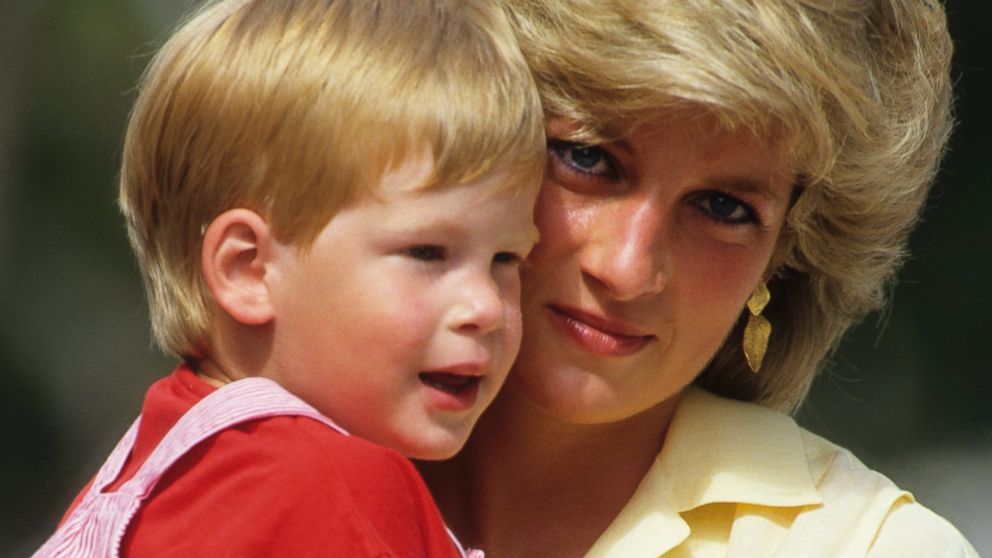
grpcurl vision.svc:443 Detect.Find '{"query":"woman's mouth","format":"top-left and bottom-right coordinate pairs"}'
top-left (547, 305), bottom-right (654, 357)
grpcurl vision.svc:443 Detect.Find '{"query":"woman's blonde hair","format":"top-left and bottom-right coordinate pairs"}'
top-left (505, 0), bottom-right (953, 412)
top-left (121, 0), bottom-right (544, 359)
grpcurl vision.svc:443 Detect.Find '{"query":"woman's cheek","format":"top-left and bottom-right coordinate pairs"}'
top-left (531, 183), bottom-right (596, 260)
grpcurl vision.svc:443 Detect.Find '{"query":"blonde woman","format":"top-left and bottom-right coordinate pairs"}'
top-left (420, 0), bottom-right (978, 556)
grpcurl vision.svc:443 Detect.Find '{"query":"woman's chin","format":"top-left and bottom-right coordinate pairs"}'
top-left (504, 367), bottom-right (630, 425)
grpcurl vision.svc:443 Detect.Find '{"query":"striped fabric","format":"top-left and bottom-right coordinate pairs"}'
top-left (32, 377), bottom-right (479, 557)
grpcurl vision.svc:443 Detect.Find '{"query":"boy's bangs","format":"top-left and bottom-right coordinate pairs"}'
top-left (374, 71), bottom-right (545, 197)
top-left (345, 14), bottom-right (546, 198)
top-left (262, 0), bottom-right (545, 245)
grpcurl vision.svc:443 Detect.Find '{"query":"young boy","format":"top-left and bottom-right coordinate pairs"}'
top-left (34, 0), bottom-right (544, 556)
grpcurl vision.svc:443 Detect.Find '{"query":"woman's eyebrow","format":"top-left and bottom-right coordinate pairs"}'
top-left (607, 137), bottom-right (636, 158)
top-left (707, 175), bottom-right (789, 204)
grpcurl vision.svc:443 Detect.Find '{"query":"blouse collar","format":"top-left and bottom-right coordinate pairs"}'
top-left (585, 387), bottom-right (821, 558)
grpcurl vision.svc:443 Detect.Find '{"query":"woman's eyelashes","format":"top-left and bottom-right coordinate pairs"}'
top-left (692, 191), bottom-right (759, 225)
top-left (547, 139), bottom-right (618, 180)
top-left (548, 137), bottom-right (763, 227)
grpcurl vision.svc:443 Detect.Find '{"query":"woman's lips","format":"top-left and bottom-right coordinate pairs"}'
top-left (547, 305), bottom-right (654, 357)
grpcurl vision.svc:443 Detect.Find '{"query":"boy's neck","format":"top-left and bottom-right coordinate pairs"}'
top-left (192, 359), bottom-right (233, 388)
top-left (193, 310), bottom-right (275, 388)
top-left (421, 384), bottom-right (681, 558)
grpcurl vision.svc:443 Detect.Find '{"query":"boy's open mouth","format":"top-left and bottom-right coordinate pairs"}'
top-left (418, 372), bottom-right (480, 395)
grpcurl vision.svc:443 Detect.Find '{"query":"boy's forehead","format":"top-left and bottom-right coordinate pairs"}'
top-left (367, 184), bottom-right (539, 243)
top-left (376, 172), bottom-right (534, 209)
top-left (370, 153), bottom-right (538, 199)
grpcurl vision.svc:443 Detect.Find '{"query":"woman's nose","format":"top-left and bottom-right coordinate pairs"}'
top-left (448, 273), bottom-right (505, 335)
top-left (581, 200), bottom-right (668, 301)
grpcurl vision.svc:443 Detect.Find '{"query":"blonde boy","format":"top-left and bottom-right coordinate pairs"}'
top-left (35, 0), bottom-right (543, 556)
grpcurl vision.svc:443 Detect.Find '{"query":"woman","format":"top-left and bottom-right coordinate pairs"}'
top-left (420, 0), bottom-right (978, 556)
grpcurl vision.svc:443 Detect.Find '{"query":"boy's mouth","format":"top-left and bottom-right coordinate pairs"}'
top-left (419, 372), bottom-right (482, 411)
top-left (418, 372), bottom-right (480, 394)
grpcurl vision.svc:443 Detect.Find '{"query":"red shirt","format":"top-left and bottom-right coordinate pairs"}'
top-left (63, 367), bottom-right (460, 557)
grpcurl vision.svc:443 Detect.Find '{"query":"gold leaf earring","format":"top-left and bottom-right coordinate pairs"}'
top-left (743, 283), bottom-right (771, 373)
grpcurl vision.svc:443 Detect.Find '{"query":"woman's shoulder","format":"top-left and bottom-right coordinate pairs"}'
top-left (868, 498), bottom-right (980, 557)
top-left (670, 388), bottom-right (978, 556)
top-left (795, 428), bottom-right (979, 557)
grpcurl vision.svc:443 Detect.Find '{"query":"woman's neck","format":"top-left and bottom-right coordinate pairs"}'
top-left (422, 386), bottom-right (682, 558)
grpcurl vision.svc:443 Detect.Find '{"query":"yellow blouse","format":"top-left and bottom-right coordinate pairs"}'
top-left (586, 388), bottom-right (979, 558)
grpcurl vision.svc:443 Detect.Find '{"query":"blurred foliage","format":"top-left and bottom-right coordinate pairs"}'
top-left (2, 1), bottom-right (988, 555)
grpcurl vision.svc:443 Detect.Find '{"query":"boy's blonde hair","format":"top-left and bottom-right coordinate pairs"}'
top-left (121, 0), bottom-right (545, 359)
top-left (505, 0), bottom-right (953, 412)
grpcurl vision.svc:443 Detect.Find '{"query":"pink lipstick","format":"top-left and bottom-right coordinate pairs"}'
top-left (547, 305), bottom-right (653, 357)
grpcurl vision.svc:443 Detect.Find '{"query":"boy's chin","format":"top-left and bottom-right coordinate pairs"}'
top-left (399, 426), bottom-right (472, 462)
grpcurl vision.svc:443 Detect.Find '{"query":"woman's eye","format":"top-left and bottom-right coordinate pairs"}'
top-left (695, 192), bottom-right (756, 224)
top-left (407, 245), bottom-right (446, 261)
top-left (548, 139), bottom-right (615, 178)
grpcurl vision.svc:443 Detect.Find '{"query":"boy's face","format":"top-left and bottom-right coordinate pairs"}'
top-left (266, 156), bottom-right (539, 460)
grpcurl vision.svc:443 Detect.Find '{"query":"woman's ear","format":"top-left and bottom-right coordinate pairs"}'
top-left (201, 208), bottom-right (278, 325)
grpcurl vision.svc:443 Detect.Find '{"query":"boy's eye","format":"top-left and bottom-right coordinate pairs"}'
top-left (695, 192), bottom-right (756, 224)
top-left (407, 245), bottom-right (446, 261)
top-left (492, 252), bottom-right (522, 265)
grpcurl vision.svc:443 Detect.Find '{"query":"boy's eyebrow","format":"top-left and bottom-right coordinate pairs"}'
top-left (384, 218), bottom-right (540, 245)
top-left (384, 216), bottom-right (467, 234)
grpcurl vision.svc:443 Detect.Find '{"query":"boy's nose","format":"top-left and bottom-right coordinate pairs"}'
top-left (449, 274), bottom-right (504, 335)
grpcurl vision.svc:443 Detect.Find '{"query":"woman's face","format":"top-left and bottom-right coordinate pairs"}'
top-left (508, 114), bottom-right (794, 424)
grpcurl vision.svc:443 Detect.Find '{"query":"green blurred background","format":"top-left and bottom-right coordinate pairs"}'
top-left (2, 1), bottom-right (989, 555)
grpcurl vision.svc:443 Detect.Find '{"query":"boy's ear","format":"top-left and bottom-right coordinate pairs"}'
top-left (201, 209), bottom-right (279, 325)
